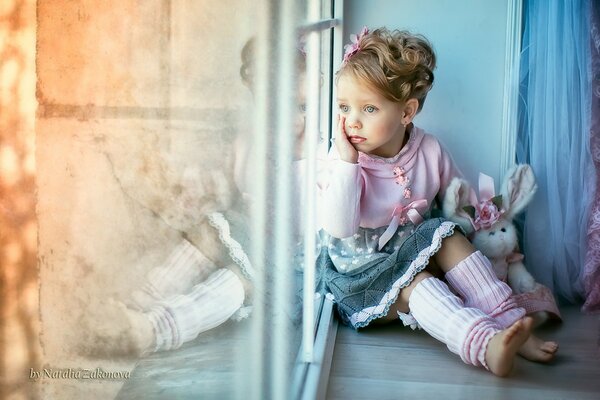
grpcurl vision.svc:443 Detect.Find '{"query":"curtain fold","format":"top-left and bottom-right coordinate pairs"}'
top-left (516, 0), bottom-right (594, 305)
top-left (583, 0), bottom-right (600, 312)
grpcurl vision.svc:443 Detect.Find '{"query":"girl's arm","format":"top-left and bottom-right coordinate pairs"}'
top-left (320, 146), bottom-right (363, 238)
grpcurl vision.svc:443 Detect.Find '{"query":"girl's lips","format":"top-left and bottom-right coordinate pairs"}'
top-left (349, 136), bottom-right (366, 144)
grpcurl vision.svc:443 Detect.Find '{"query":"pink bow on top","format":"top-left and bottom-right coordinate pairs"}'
top-left (343, 26), bottom-right (369, 63)
top-left (378, 199), bottom-right (428, 250)
top-left (467, 173), bottom-right (504, 231)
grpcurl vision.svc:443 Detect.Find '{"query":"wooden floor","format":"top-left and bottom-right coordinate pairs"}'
top-left (116, 305), bottom-right (599, 399)
top-left (116, 319), bottom-right (252, 399)
top-left (327, 305), bottom-right (600, 400)
top-left (116, 316), bottom-right (303, 400)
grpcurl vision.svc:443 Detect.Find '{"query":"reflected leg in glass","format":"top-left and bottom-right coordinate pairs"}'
top-left (79, 268), bottom-right (246, 357)
top-left (127, 239), bottom-right (219, 311)
top-left (147, 268), bottom-right (245, 352)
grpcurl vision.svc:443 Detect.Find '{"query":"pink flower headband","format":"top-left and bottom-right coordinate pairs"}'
top-left (462, 173), bottom-right (504, 231)
top-left (343, 26), bottom-right (369, 63)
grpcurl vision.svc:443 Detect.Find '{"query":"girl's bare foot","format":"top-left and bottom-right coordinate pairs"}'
top-left (485, 317), bottom-right (533, 377)
top-left (518, 334), bottom-right (558, 362)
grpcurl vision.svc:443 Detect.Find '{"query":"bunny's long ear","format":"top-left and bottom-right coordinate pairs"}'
top-left (442, 177), bottom-right (475, 235)
top-left (501, 164), bottom-right (537, 220)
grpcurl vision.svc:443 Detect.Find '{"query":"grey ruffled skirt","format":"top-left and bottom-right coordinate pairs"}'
top-left (319, 218), bottom-right (462, 329)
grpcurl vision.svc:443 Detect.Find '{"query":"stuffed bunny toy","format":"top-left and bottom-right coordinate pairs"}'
top-left (443, 164), bottom-right (561, 327)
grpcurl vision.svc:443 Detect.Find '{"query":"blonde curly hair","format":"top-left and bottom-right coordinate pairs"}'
top-left (338, 28), bottom-right (436, 112)
top-left (240, 36), bottom-right (307, 93)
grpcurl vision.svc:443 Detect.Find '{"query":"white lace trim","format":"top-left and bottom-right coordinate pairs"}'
top-left (206, 212), bottom-right (255, 280)
top-left (349, 221), bottom-right (456, 327)
top-left (231, 306), bottom-right (253, 321)
top-left (397, 311), bottom-right (421, 330)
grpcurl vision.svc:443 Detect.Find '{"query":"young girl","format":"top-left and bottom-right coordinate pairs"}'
top-left (83, 37), bottom-right (309, 357)
top-left (320, 27), bottom-right (558, 377)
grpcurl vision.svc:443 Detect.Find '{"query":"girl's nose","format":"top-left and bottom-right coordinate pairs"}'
top-left (347, 116), bottom-right (361, 131)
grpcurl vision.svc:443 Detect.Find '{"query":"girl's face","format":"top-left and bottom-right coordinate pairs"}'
top-left (336, 74), bottom-right (407, 158)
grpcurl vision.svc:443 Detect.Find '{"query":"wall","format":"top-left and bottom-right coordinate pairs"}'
top-left (344, 0), bottom-right (513, 185)
top-left (0, 1), bottom-right (39, 399)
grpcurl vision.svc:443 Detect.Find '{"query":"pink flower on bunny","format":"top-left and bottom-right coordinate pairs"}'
top-left (473, 200), bottom-right (503, 230)
top-left (443, 165), bottom-right (561, 327)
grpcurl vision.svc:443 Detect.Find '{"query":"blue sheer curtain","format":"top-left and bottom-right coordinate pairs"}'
top-left (516, 0), bottom-right (594, 304)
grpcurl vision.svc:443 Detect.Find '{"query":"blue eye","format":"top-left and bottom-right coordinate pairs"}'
top-left (339, 104), bottom-right (349, 113)
top-left (364, 105), bottom-right (377, 113)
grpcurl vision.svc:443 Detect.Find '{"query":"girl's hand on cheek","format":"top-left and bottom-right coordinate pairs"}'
top-left (335, 116), bottom-right (359, 163)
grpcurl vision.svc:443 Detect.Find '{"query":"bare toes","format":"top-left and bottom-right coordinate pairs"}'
top-left (518, 336), bottom-right (558, 362)
top-left (486, 319), bottom-right (532, 377)
top-left (502, 319), bottom-right (523, 343)
top-left (541, 341), bottom-right (559, 354)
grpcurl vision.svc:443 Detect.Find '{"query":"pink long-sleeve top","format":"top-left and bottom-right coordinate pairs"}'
top-left (321, 126), bottom-right (463, 239)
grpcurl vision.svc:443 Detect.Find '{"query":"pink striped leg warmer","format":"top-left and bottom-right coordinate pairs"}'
top-left (129, 239), bottom-right (219, 311)
top-left (147, 268), bottom-right (245, 352)
top-left (445, 251), bottom-right (525, 328)
top-left (409, 277), bottom-right (501, 369)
